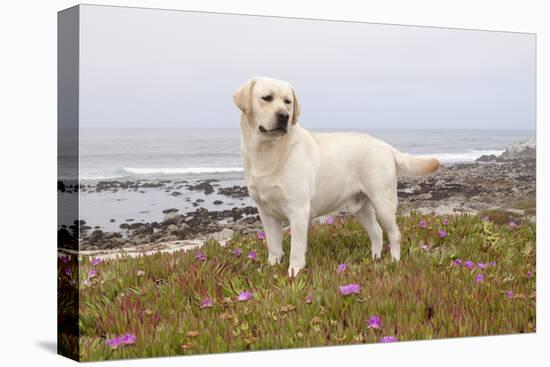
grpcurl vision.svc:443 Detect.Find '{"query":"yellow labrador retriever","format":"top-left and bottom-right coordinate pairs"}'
top-left (234, 77), bottom-right (440, 276)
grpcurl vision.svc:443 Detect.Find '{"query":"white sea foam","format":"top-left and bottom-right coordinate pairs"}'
top-left (424, 150), bottom-right (505, 164)
top-left (122, 167), bottom-right (244, 175)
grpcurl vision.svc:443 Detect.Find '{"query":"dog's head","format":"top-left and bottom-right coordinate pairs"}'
top-left (234, 77), bottom-right (301, 137)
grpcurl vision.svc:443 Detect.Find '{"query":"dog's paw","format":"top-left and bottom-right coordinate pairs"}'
top-left (390, 249), bottom-right (401, 262)
top-left (267, 253), bottom-right (283, 265)
top-left (288, 263), bottom-right (304, 278)
top-left (371, 250), bottom-right (382, 260)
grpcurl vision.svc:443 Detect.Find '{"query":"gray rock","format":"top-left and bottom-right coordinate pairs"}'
top-left (208, 228), bottom-right (235, 243)
top-left (188, 181), bottom-right (215, 195)
top-left (89, 229), bottom-right (104, 243)
top-left (434, 205), bottom-right (455, 216)
top-left (163, 211), bottom-right (183, 225)
top-left (475, 154), bottom-right (497, 162)
top-left (498, 139), bottom-right (536, 161)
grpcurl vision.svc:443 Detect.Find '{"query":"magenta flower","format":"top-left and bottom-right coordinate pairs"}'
top-left (482, 215), bottom-right (490, 222)
top-left (237, 291), bottom-right (253, 302)
top-left (367, 315), bottom-right (382, 329)
top-left (200, 298), bottom-right (213, 309)
top-left (439, 229), bottom-right (447, 238)
top-left (475, 274), bottom-right (484, 283)
top-left (337, 263), bottom-right (347, 273)
top-left (477, 263), bottom-right (488, 269)
top-left (443, 217), bottom-right (449, 226)
top-left (339, 284), bottom-right (361, 296)
top-left (306, 294), bottom-right (313, 304)
top-left (91, 257), bottom-right (102, 266)
top-left (505, 290), bottom-right (514, 299)
top-left (195, 251), bottom-right (207, 261)
top-left (453, 259), bottom-right (462, 266)
top-left (380, 336), bottom-right (398, 343)
top-left (233, 248), bottom-right (242, 257)
top-left (508, 221), bottom-right (519, 229)
top-left (64, 268), bottom-right (72, 277)
top-left (464, 260), bottom-right (474, 269)
top-left (59, 255), bottom-right (69, 264)
top-left (419, 220), bottom-right (427, 229)
top-left (248, 251), bottom-right (257, 261)
top-left (526, 271), bottom-right (533, 279)
top-left (106, 333), bottom-right (137, 349)
top-left (326, 216), bottom-right (334, 225)
top-left (421, 243), bottom-right (429, 252)
top-left (489, 261), bottom-right (497, 267)
top-left (257, 231), bottom-right (266, 240)
top-left (88, 268), bottom-right (97, 278)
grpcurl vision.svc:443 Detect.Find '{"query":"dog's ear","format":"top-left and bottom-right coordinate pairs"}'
top-left (233, 78), bottom-right (257, 116)
top-left (291, 88), bottom-right (301, 125)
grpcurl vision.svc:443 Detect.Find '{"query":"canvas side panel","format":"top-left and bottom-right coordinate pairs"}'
top-left (57, 5), bottom-right (80, 362)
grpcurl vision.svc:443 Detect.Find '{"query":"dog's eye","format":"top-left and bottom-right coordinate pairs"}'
top-left (284, 99), bottom-right (292, 104)
top-left (261, 95), bottom-right (273, 102)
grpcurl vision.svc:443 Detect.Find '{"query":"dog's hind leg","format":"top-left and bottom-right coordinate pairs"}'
top-left (369, 190), bottom-right (401, 261)
top-left (258, 208), bottom-right (284, 265)
top-left (356, 201), bottom-right (384, 259)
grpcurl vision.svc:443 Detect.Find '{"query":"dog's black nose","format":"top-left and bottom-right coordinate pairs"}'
top-left (276, 112), bottom-right (289, 125)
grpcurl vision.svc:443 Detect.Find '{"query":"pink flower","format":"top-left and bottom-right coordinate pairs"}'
top-left (233, 248), bottom-right (242, 257)
top-left (439, 229), bottom-right (447, 238)
top-left (106, 333), bottom-right (137, 349)
top-left (326, 216), bottom-right (334, 225)
top-left (477, 263), bottom-right (488, 269)
top-left (122, 333), bottom-right (136, 345)
top-left (237, 291), bottom-right (253, 302)
top-left (248, 251), bottom-right (257, 261)
top-left (337, 263), bottom-right (347, 273)
top-left (257, 231), bottom-right (266, 240)
top-left (91, 257), bottom-right (102, 266)
top-left (482, 215), bottom-right (490, 222)
top-left (195, 251), bottom-right (207, 261)
top-left (380, 336), bottom-right (398, 343)
top-left (475, 274), bottom-right (484, 283)
top-left (419, 220), bottom-right (427, 229)
top-left (367, 315), bottom-right (382, 329)
top-left (88, 268), bottom-right (97, 278)
top-left (306, 294), bottom-right (313, 304)
top-left (464, 260), bottom-right (474, 269)
top-left (505, 291), bottom-right (514, 299)
top-left (526, 271), bottom-right (533, 279)
top-left (64, 268), bottom-right (72, 277)
top-left (421, 243), bottom-right (429, 252)
top-left (339, 284), bottom-right (361, 296)
top-left (489, 261), bottom-right (497, 267)
top-left (59, 255), bottom-right (69, 264)
top-left (443, 218), bottom-right (449, 226)
top-left (453, 259), bottom-right (462, 266)
top-left (200, 298), bottom-right (213, 308)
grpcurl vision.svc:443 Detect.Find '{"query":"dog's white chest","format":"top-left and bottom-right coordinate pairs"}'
top-left (247, 177), bottom-right (287, 220)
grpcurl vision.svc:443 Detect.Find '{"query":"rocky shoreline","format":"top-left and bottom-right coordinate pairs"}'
top-left (58, 140), bottom-right (536, 252)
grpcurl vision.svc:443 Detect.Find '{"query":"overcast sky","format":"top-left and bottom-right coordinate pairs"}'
top-left (79, 5), bottom-right (535, 130)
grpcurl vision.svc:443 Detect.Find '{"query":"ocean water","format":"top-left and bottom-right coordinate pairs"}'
top-left (78, 127), bottom-right (534, 182)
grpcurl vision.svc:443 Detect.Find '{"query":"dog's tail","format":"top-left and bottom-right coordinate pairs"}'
top-left (391, 147), bottom-right (440, 177)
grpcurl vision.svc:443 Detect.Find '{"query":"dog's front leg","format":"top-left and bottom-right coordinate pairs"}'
top-left (258, 208), bottom-right (284, 265)
top-left (288, 206), bottom-right (310, 277)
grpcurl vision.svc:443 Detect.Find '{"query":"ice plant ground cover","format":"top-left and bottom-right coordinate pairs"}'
top-left (59, 212), bottom-right (535, 361)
